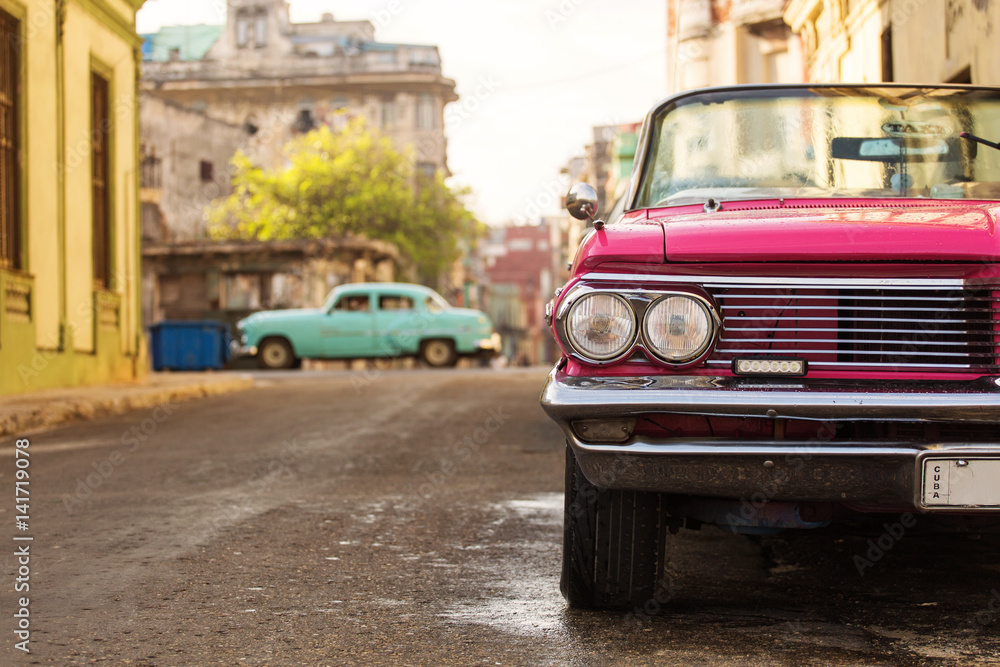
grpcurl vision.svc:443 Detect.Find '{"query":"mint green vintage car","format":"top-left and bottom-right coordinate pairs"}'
top-left (233, 282), bottom-right (501, 369)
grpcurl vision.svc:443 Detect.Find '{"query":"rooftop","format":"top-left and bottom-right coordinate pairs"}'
top-left (142, 25), bottom-right (224, 62)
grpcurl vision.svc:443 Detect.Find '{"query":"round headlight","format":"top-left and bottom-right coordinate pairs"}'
top-left (566, 293), bottom-right (636, 361)
top-left (643, 295), bottom-right (715, 363)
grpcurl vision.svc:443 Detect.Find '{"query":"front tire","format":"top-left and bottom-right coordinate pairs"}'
top-left (258, 337), bottom-right (296, 370)
top-left (562, 444), bottom-right (667, 610)
top-left (420, 339), bottom-right (457, 368)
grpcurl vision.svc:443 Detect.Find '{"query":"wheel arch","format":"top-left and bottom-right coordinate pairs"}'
top-left (257, 333), bottom-right (300, 357)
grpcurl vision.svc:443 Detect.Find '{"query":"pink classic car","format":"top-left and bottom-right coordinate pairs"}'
top-left (541, 84), bottom-right (1000, 609)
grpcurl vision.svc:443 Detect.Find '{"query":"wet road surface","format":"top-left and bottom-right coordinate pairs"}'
top-left (1, 368), bottom-right (1000, 665)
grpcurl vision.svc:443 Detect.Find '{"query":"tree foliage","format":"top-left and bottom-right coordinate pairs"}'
top-left (207, 117), bottom-right (480, 281)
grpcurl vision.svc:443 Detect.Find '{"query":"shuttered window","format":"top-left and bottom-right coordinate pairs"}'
top-left (0, 8), bottom-right (20, 270)
top-left (92, 72), bottom-right (110, 287)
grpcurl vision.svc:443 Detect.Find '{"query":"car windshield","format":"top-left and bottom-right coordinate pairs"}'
top-left (633, 86), bottom-right (1000, 208)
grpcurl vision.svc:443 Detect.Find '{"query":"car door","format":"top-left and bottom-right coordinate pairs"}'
top-left (321, 292), bottom-right (376, 357)
top-left (372, 292), bottom-right (420, 356)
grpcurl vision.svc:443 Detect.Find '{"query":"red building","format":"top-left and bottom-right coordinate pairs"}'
top-left (483, 221), bottom-right (566, 365)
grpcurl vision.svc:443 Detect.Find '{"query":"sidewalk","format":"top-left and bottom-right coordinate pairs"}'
top-left (0, 372), bottom-right (255, 437)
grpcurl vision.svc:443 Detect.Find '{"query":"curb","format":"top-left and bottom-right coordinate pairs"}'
top-left (0, 376), bottom-right (255, 437)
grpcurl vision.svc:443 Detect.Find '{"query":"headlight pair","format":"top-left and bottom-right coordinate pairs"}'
top-left (563, 291), bottom-right (717, 365)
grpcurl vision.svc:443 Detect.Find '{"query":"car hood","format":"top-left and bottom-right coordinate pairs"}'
top-left (651, 202), bottom-right (1000, 263)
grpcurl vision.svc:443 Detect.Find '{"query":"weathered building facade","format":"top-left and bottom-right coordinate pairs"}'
top-left (668, 0), bottom-right (805, 93)
top-left (482, 222), bottom-right (568, 366)
top-left (142, 238), bottom-right (399, 330)
top-left (141, 2), bottom-right (458, 240)
top-left (137, 4), bottom-right (458, 330)
top-left (1, 0), bottom-right (146, 394)
top-left (784, 0), bottom-right (1000, 85)
top-left (140, 93), bottom-right (249, 243)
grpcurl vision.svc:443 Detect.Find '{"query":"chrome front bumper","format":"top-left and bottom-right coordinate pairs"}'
top-left (476, 333), bottom-right (502, 352)
top-left (540, 368), bottom-right (1000, 507)
top-left (230, 340), bottom-right (257, 358)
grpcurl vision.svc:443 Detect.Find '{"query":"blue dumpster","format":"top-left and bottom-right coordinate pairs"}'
top-left (149, 320), bottom-right (232, 371)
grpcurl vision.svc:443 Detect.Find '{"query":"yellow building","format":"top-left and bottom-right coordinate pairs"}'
top-left (0, 0), bottom-right (146, 394)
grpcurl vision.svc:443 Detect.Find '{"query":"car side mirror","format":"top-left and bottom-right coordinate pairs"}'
top-left (566, 182), bottom-right (604, 230)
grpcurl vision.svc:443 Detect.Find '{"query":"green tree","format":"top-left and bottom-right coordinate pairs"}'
top-left (207, 117), bottom-right (481, 281)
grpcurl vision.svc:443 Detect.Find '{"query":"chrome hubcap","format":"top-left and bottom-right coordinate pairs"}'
top-left (263, 343), bottom-right (288, 366)
top-left (425, 342), bottom-right (449, 365)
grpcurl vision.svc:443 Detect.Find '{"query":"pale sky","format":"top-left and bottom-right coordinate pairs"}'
top-left (137, 0), bottom-right (667, 225)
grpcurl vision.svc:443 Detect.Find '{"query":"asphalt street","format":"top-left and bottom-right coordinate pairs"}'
top-left (2, 368), bottom-right (1000, 666)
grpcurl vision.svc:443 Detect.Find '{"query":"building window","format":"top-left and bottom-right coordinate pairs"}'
top-left (416, 162), bottom-right (437, 179)
top-left (199, 160), bottom-right (214, 183)
top-left (253, 11), bottom-right (267, 48)
top-left (244, 113), bottom-right (259, 136)
top-left (141, 148), bottom-right (162, 189)
top-left (380, 96), bottom-right (396, 129)
top-left (236, 11), bottom-right (250, 48)
top-left (292, 108), bottom-right (315, 134)
top-left (0, 8), bottom-right (20, 270)
top-left (880, 27), bottom-right (894, 83)
top-left (416, 94), bottom-right (435, 130)
top-left (92, 72), bottom-right (111, 288)
top-left (140, 202), bottom-right (164, 243)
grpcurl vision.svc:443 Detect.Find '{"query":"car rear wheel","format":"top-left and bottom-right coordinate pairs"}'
top-left (258, 338), bottom-right (295, 370)
top-left (420, 339), bottom-right (457, 368)
top-left (562, 444), bottom-right (669, 610)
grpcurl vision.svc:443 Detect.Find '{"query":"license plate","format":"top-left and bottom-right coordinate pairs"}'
top-left (921, 457), bottom-right (1000, 508)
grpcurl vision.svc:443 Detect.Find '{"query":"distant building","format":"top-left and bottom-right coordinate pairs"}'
top-left (668, 0), bottom-right (804, 92)
top-left (138, 3), bottom-right (460, 328)
top-left (783, 0), bottom-right (998, 84)
top-left (140, 93), bottom-right (248, 242)
top-left (483, 222), bottom-right (568, 365)
top-left (0, 0), bottom-right (147, 394)
top-left (606, 124), bottom-right (641, 206)
top-left (141, 2), bottom-right (458, 238)
top-left (143, 238), bottom-right (399, 331)
top-left (560, 125), bottom-right (625, 221)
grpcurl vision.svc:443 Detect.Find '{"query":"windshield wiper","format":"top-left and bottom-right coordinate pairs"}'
top-left (960, 131), bottom-right (1000, 152)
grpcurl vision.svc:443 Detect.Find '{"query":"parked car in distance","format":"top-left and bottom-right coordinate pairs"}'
top-left (541, 84), bottom-right (1000, 610)
top-left (233, 282), bottom-right (500, 369)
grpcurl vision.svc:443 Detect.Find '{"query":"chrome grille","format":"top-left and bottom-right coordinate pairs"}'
top-left (706, 280), bottom-right (1000, 373)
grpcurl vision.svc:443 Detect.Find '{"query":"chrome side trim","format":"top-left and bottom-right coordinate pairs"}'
top-left (581, 273), bottom-right (975, 288)
top-left (540, 368), bottom-right (1000, 423)
top-left (717, 337), bottom-right (995, 346)
top-left (713, 348), bottom-right (991, 358)
top-left (704, 360), bottom-right (980, 370)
